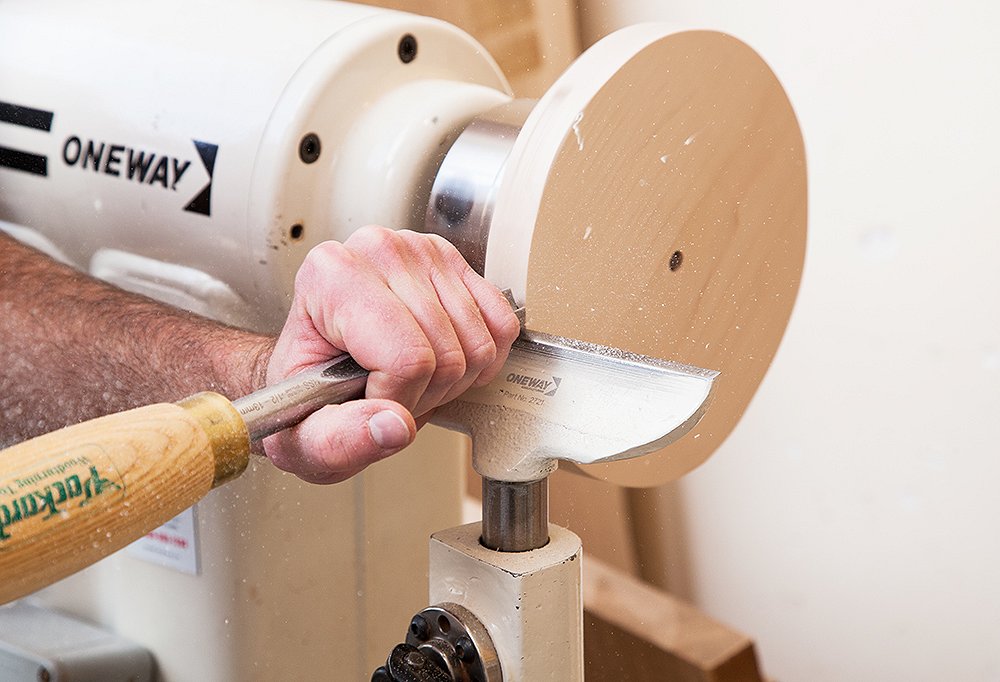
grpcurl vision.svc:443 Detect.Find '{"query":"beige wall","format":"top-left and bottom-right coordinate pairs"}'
top-left (580, 1), bottom-right (1000, 680)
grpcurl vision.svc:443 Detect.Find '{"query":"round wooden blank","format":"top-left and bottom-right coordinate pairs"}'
top-left (486, 27), bottom-right (806, 487)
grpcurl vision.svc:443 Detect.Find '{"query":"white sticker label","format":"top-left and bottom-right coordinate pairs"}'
top-left (125, 506), bottom-right (200, 575)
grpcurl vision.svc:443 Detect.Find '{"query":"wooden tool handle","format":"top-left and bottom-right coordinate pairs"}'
top-left (0, 392), bottom-right (250, 604)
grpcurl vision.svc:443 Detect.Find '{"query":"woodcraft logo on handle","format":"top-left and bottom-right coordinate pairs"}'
top-left (0, 448), bottom-right (125, 544)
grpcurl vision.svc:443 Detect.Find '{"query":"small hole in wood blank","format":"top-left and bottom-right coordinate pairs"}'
top-left (669, 250), bottom-right (683, 271)
top-left (290, 224), bottom-right (305, 241)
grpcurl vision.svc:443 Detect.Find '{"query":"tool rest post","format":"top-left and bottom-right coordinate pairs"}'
top-left (481, 477), bottom-right (549, 552)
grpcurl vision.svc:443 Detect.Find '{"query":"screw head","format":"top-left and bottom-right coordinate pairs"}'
top-left (398, 34), bottom-right (418, 63)
top-left (409, 614), bottom-right (430, 641)
top-left (455, 635), bottom-right (477, 663)
top-left (299, 133), bottom-right (321, 164)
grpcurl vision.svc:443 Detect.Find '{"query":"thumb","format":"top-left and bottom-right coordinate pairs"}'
top-left (262, 399), bottom-right (416, 484)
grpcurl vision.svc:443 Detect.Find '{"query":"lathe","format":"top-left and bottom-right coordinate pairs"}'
top-left (0, 1), bottom-right (806, 679)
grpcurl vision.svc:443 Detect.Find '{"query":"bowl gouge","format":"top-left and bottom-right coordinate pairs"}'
top-left (0, 332), bottom-right (715, 605)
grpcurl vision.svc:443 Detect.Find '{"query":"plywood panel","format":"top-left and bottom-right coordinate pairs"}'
top-left (584, 556), bottom-right (764, 682)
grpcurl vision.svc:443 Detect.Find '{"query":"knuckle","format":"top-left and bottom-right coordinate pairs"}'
top-left (394, 228), bottom-right (421, 244)
top-left (296, 241), bottom-right (351, 289)
top-left (435, 347), bottom-right (468, 385)
top-left (497, 310), bottom-right (522, 347)
top-left (400, 230), bottom-right (442, 264)
top-left (349, 225), bottom-right (409, 270)
top-left (432, 235), bottom-right (469, 269)
top-left (390, 344), bottom-right (437, 383)
top-left (347, 225), bottom-right (396, 253)
top-left (422, 231), bottom-right (450, 250)
top-left (467, 337), bottom-right (498, 371)
top-left (306, 240), bottom-right (350, 265)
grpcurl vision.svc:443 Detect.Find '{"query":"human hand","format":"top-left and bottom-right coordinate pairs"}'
top-left (261, 227), bottom-right (521, 484)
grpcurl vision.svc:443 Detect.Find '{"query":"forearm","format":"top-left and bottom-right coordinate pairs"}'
top-left (0, 233), bottom-right (274, 446)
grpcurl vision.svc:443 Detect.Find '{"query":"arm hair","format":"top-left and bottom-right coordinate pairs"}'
top-left (0, 232), bottom-right (273, 446)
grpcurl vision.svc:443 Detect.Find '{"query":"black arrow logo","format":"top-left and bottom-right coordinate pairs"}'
top-left (545, 377), bottom-right (562, 397)
top-left (183, 140), bottom-right (218, 216)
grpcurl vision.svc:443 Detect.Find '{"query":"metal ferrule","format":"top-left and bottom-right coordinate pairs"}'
top-left (177, 392), bottom-right (251, 487)
top-left (481, 477), bottom-right (549, 552)
top-left (424, 99), bottom-right (535, 275)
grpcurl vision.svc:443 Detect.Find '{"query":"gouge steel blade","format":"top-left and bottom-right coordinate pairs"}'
top-left (430, 330), bottom-right (718, 482)
top-left (233, 354), bottom-right (369, 441)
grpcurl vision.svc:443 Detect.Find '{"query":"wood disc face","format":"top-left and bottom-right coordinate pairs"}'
top-left (486, 27), bottom-right (806, 487)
